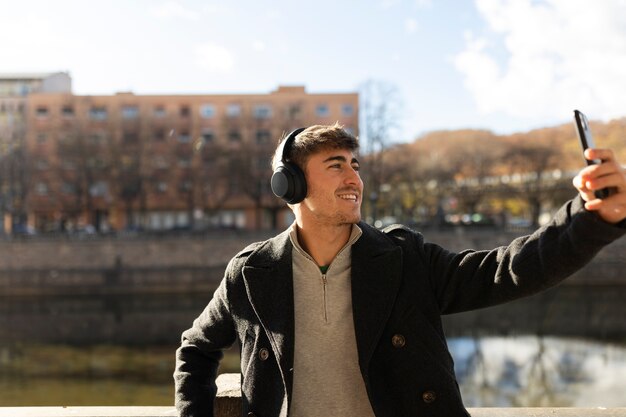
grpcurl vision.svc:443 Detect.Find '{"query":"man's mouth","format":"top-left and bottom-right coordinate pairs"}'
top-left (337, 193), bottom-right (359, 202)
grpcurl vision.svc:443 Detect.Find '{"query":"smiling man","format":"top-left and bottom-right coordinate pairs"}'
top-left (174, 123), bottom-right (626, 417)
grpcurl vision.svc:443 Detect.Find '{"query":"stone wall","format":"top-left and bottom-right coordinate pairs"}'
top-left (1, 229), bottom-right (624, 296)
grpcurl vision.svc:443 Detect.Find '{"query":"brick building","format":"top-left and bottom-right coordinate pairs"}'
top-left (23, 84), bottom-right (358, 232)
top-left (0, 72), bottom-right (72, 234)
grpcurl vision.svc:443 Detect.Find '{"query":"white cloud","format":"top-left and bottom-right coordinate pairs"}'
top-left (265, 10), bottom-right (281, 20)
top-left (151, 1), bottom-right (199, 21)
top-left (194, 42), bottom-right (235, 73)
top-left (454, 0), bottom-right (626, 122)
top-left (380, 0), bottom-right (401, 10)
top-left (252, 40), bottom-right (267, 52)
top-left (415, 0), bottom-right (432, 7)
top-left (405, 18), bottom-right (418, 34)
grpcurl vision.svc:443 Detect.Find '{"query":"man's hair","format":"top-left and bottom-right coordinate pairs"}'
top-left (271, 122), bottom-right (359, 172)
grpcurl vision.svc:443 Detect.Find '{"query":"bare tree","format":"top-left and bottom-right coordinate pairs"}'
top-left (359, 79), bottom-right (403, 223)
top-left (503, 137), bottom-right (562, 227)
top-left (0, 105), bottom-right (28, 234)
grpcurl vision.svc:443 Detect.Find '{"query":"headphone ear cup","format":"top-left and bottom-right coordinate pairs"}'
top-left (271, 162), bottom-right (307, 204)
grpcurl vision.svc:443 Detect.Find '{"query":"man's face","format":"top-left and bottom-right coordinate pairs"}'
top-left (298, 147), bottom-right (363, 226)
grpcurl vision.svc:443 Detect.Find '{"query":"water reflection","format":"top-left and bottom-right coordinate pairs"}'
top-left (1, 336), bottom-right (625, 407)
top-left (1, 290), bottom-right (625, 407)
top-left (0, 344), bottom-right (178, 406)
top-left (450, 336), bottom-right (626, 408)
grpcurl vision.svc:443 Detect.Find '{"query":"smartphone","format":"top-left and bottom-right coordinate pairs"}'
top-left (573, 109), bottom-right (610, 199)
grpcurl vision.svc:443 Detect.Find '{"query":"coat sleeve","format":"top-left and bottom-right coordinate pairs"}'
top-left (174, 264), bottom-right (238, 417)
top-left (418, 197), bottom-right (626, 314)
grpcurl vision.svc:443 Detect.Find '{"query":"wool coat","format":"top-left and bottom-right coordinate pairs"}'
top-left (174, 197), bottom-right (625, 417)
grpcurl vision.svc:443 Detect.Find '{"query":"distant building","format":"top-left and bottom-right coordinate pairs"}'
top-left (0, 72), bottom-right (72, 234)
top-left (0, 72), bottom-right (72, 97)
top-left (22, 84), bottom-right (358, 232)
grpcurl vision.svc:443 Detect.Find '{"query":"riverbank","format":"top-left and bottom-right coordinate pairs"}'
top-left (1, 229), bottom-right (625, 296)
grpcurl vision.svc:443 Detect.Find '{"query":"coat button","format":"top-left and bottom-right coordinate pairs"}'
top-left (422, 390), bottom-right (437, 403)
top-left (258, 348), bottom-right (270, 361)
top-left (391, 334), bottom-right (406, 348)
top-left (247, 413), bottom-right (256, 417)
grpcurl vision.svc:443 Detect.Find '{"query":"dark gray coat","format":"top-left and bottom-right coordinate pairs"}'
top-left (174, 197), bottom-right (625, 417)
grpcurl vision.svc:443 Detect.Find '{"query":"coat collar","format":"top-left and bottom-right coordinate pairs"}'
top-left (241, 221), bottom-right (403, 394)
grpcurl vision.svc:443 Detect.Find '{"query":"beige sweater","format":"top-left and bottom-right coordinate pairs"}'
top-left (288, 224), bottom-right (376, 417)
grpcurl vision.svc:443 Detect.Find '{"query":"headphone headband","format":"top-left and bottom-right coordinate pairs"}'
top-left (275, 127), bottom-right (306, 165)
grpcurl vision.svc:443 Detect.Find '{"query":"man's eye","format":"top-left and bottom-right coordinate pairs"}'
top-left (352, 165), bottom-right (360, 171)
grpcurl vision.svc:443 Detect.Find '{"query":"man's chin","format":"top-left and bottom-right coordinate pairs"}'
top-left (340, 212), bottom-right (361, 225)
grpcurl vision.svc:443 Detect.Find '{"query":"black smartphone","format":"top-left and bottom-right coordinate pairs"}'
top-left (573, 109), bottom-right (610, 199)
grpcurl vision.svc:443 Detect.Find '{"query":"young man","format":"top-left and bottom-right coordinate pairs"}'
top-left (174, 124), bottom-right (626, 417)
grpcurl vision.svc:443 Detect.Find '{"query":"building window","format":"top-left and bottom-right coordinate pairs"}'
top-left (219, 210), bottom-right (246, 229)
top-left (61, 182), bottom-right (76, 195)
top-left (153, 106), bottom-right (166, 118)
top-left (253, 104), bottom-right (272, 119)
top-left (179, 180), bottom-right (193, 192)
top-left (36, 133), bottom-right (47, 144)
top-left (256, 156), bottom-right (269, 170)
top-left (201, 128), bottom-right (214, 143)
top-left (90, 132), bottom-right (106, 144)
top-left (156, 182), bottom-right (168, 193)
top-left (62, 159), bottom-right (76, 170)
top-left (121, 155), bottom-right (135, 168)
top-left (256, 130), bottom-right (271, 145)
top-left (287, 104), bottom-right (302, 119)
top-left (154, 129), bottom-right (165, 141)
top-left (123, 131), bottom-right (139, 143)
top-left (178, 132), bottom-right (191, 143)
top-left (180, 105), bottom-right (191, 117)
top-left (341, 104), bottom-right (354, 117)
top-left (36, 183), bottom-right (48, 195)
top-left (316, 104), bottom-right (329, 117)
top-left (153, 156), bottom-right (169, 169)
top-left (36, 106), bottom-right (49, 118)
top-left (344, 126), bottom-right (355, 136)
top-left (226, 104), bottom-right (241, 117)
top-left (87, 157), bottom-right (107, 169)
top-left (122, 106), bottom-right (139, 119)
top-left (62, 106), bottom-right (74, 117)
top-left (58, 133), bottom-right (72, 144)
top-left (228, 130), bottom-right (241, 142)
top-left (89, 107), bottom-right (108, 120)
top-left (178, 156), bottom-right (192, 168)
top-left (36, 159), bottom-right (49, 170)
top-left (200, 104), bottom-right (216, 118)
top-left (89, 181), bottom-right (109, 197)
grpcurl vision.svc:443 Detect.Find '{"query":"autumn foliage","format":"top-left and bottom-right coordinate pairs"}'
top-left (364, 118), bottom-right (626, 227)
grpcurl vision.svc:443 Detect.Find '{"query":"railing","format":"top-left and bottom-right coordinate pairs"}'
top-left (1, 374), bottom-right (625, 417)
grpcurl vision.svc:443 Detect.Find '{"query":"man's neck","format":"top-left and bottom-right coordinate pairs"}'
top-left (295, 220), bottom-right (354, 267)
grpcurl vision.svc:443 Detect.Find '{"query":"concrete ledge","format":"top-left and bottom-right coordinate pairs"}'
top-left (1, 374), bottom-right (625, 416)
top-left (1, 407), bottom-right (625, 417)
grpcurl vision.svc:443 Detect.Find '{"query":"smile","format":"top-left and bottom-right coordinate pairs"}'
top-left (338, 193), bottom-right (359, 202)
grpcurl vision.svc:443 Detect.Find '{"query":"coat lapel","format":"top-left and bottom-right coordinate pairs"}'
top-left (242, 229), bottom-right (295, 398)
top-left (351, 222), bottom-right (403, 372)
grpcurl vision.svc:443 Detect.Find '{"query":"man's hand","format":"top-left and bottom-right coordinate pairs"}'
top-left (573, 148), bottom-right (626, 224)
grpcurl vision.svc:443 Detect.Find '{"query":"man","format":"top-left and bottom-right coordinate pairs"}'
top-left (175, 124), bottom-right (626, 417)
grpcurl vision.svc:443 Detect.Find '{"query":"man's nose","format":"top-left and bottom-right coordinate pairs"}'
top-left (344, 167), bottom-right (361, 186)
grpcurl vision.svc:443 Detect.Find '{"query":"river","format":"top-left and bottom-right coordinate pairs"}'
top-left (1, 289), bottom-right (625, 407)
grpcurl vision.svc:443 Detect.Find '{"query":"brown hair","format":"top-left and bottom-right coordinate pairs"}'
top-left (272, 122), bottom-right (359, 171)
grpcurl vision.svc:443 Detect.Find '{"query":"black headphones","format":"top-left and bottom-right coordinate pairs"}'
top-left (271, 127), bottom-right (307, 204)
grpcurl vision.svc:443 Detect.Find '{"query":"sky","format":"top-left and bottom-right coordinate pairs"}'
top-left (2, 0), bottom-right (626, 143)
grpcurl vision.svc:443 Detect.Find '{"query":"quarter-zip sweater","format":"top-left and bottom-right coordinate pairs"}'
top-left (288, 223), bottom-right (376, 417)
